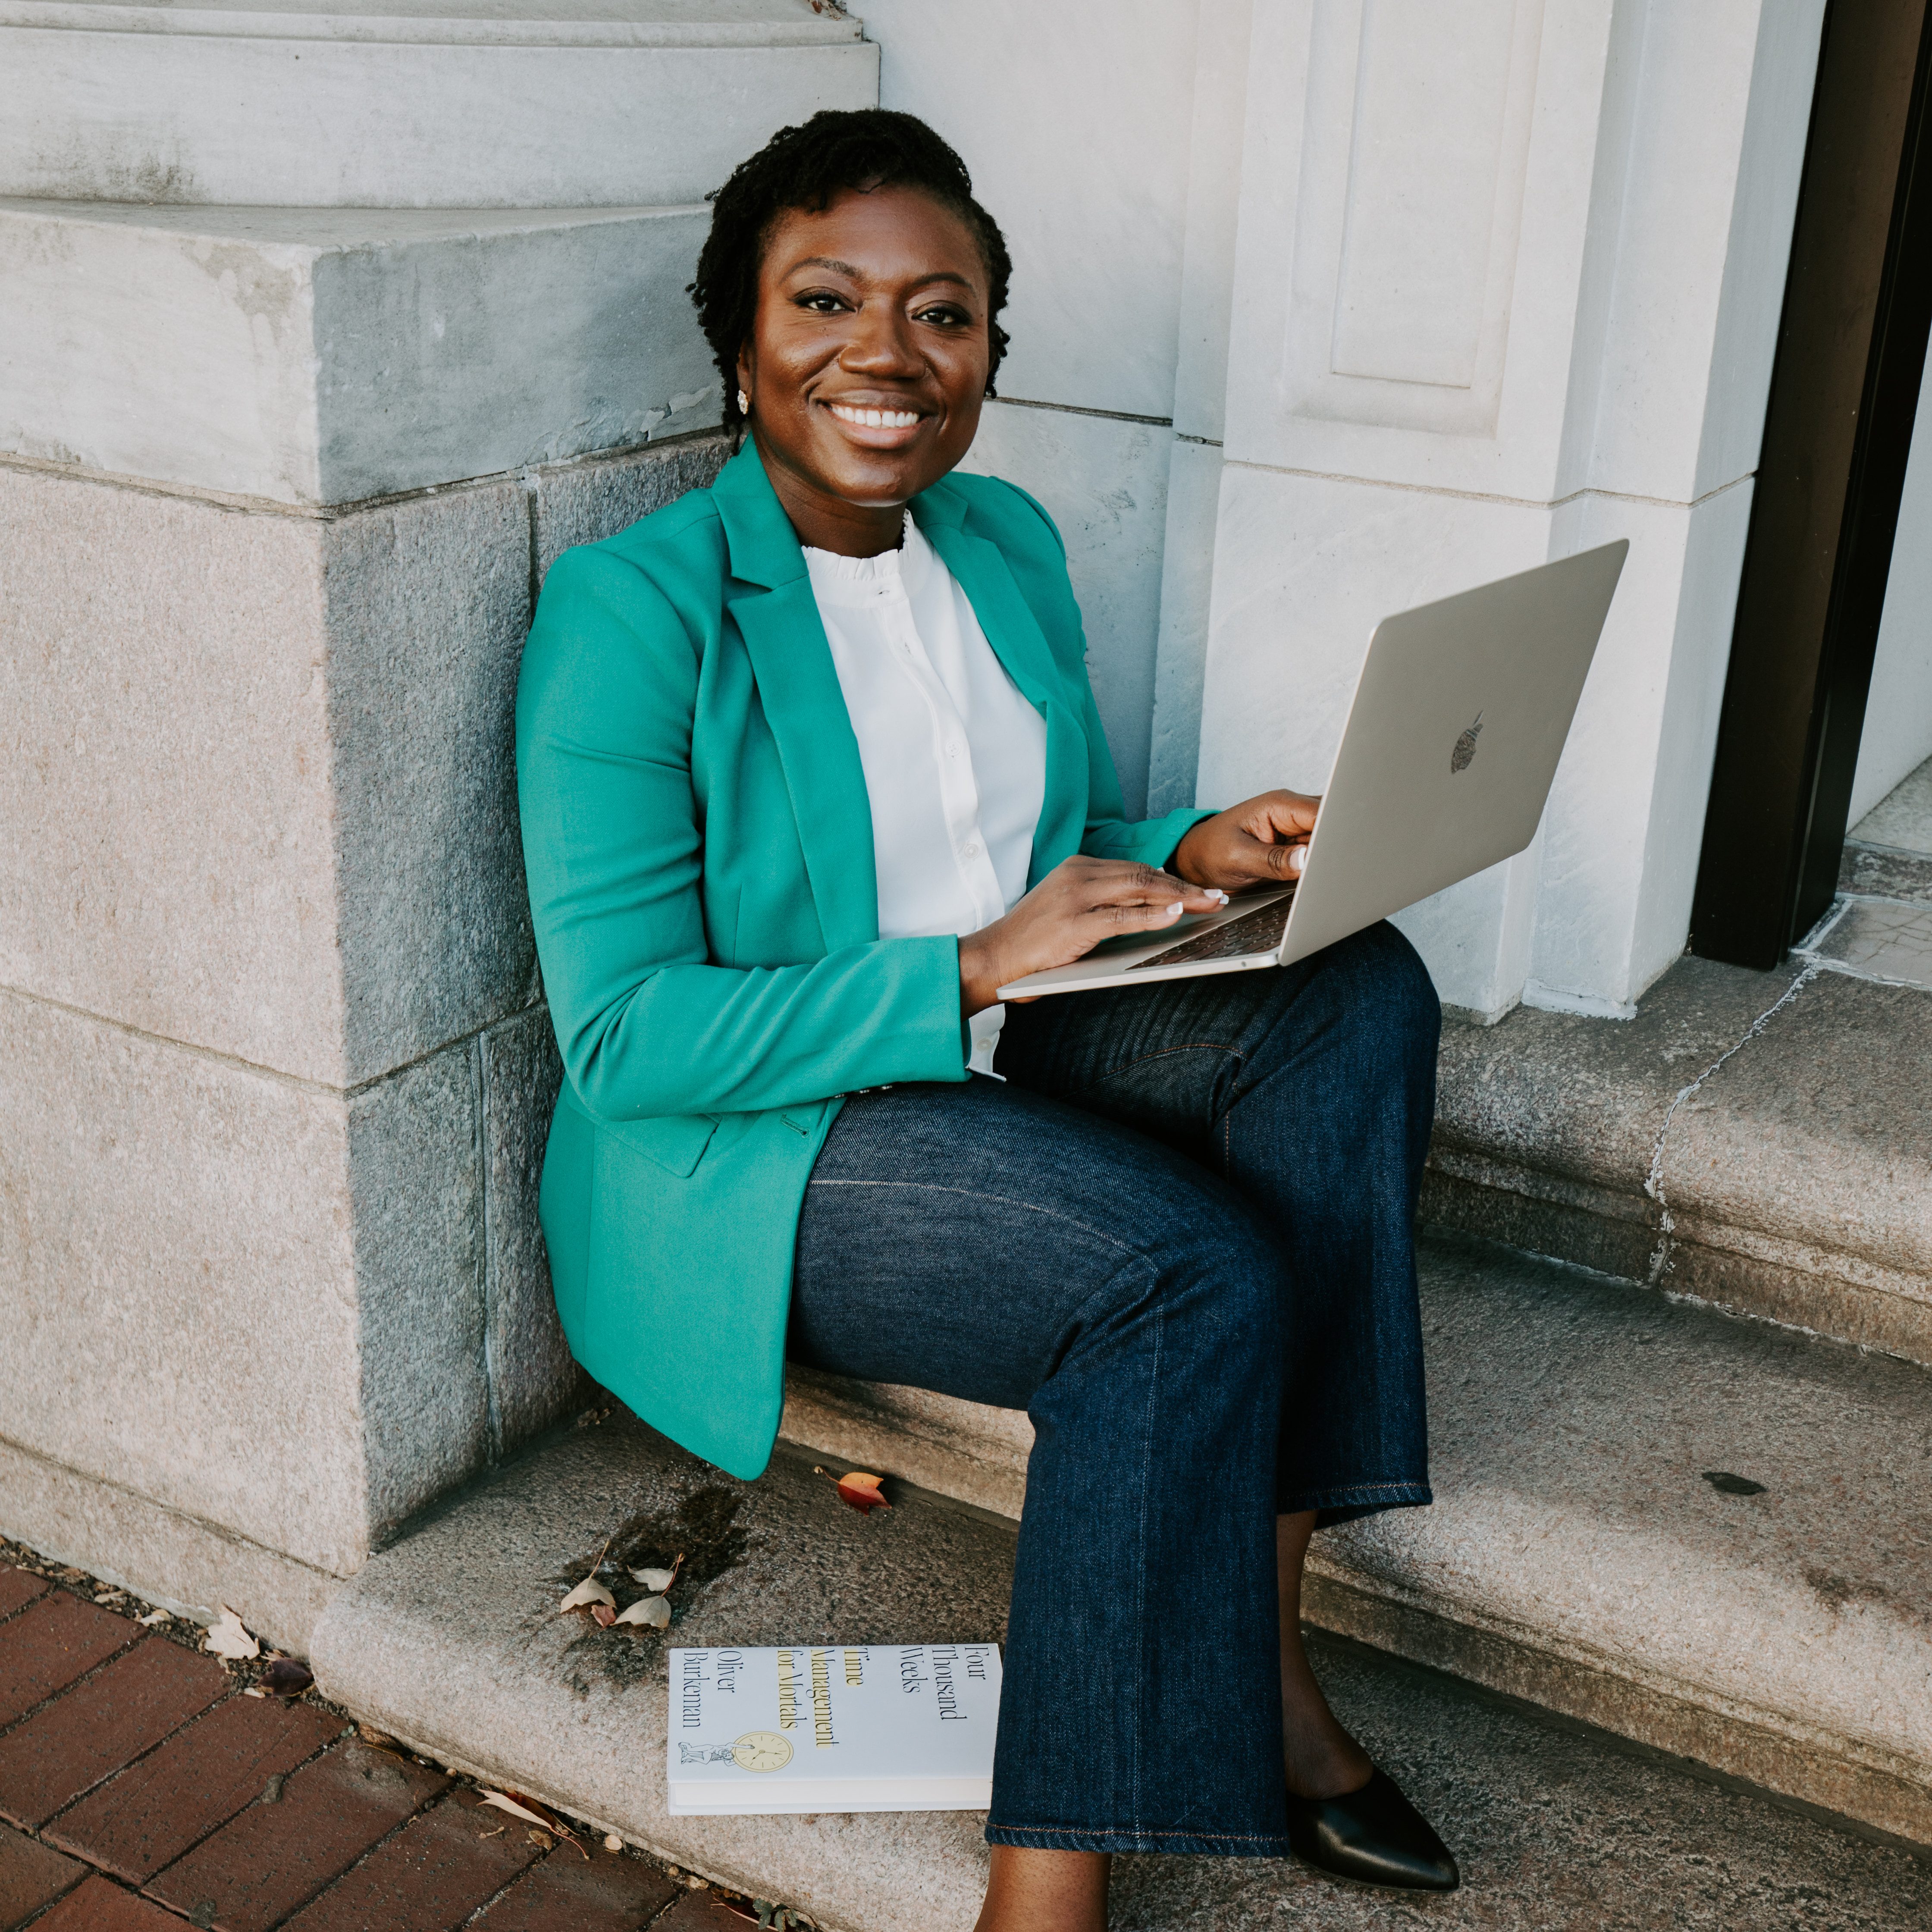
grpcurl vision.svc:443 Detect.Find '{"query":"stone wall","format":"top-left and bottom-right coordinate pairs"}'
top-left (0, 434), bottom-right (728, 1650)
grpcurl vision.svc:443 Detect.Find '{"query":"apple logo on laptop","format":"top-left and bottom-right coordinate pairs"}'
top-left (1450, 712), bottom-right (1484, 774)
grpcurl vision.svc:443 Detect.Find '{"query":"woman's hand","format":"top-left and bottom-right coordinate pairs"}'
top-left (958, 857), bottom-right (1229, 1016)
top-left (1172, 790), bottom-right (1321, 893)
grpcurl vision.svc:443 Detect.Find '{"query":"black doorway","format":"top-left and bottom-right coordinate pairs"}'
top-left (1690, 0), bottom-right (1932, 968)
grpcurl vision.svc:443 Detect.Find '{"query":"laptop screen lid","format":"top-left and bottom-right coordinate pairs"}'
top-left (1276, 539), bottom-right (1628, 970)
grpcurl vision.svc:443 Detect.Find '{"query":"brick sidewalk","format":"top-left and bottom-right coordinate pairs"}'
top-left (0, 1565), bottom-right (757, 1931)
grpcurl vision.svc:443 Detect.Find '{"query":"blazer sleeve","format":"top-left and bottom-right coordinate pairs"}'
top-left (515, 546), bottom-right (971, 1122)
top-left (984, 477), bottom-right (1217, 869)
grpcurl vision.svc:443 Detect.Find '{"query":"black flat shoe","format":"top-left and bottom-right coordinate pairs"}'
top-left (1285, 1766), bottom-right (1460, 1890)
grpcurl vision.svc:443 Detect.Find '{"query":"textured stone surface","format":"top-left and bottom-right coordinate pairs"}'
top-left (323, 482), bottom-right (535, 1086)
top-left (0, 468), bottom-right (342, 1078)
top-left (346, 1040), bottom-right (492, 1549)
top-left (0, 466), bottom-right (536, 1087)
top-left (0, 201), bottom-right (719, 504)
top-left (0, 1435), bottom-right (344, 1658)
top-left (0, 994), bottom-right (503, 1587)
top-left (1427, 955), bottom-right (1932, 1363)
top-left (310, 1422), bottom-right (1016, 1932)
top-left (481, 1009), bottom-right (583, 1455)
top-left (533, 434), bottom-right (731, 582)
top-left (1, 10), bottom-right (873, 209)
top-left (0, 992), bottom-right (368, 1575)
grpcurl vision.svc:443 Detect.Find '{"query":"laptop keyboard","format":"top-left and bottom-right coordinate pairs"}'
top-left (1127, 891), bottom-right (1295, 970)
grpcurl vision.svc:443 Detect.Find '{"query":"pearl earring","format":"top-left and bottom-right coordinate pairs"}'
top-left (737, 388), bottom-right (750, 414)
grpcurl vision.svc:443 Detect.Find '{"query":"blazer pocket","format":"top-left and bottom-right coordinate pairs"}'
top-left (599, 1111), bottom-right (718, 1178)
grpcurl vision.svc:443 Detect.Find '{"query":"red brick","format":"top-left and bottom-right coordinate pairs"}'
top-left (147, 1738), bottom-right (448, 1932)
top-left (470, 1841), bottom-right (680, 1931)
top-left (0, 1636), bottom-right (228, 1829)
top-left (45, 1694), bottom-right (342, 1882)
top-left (0, 1592), bottom-right (135, 1729)
top-left (281, 1788), bottom-right (547, 1932)
top-left (0, 1819), bottom-right (84, 1929)
top-left (32, 1872), bottom-right (181, 1931)
top-left (0, 1572), bottom-right (48, 1622)
top-left (655, 1891), bottom-right (761, 1930)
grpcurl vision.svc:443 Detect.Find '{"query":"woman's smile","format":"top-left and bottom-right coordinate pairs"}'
top-left (820, 397), bottom-right (931, 446)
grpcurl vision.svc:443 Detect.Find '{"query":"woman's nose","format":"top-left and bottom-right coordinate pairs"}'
top-left (841, 309), bottom-right (923, 376)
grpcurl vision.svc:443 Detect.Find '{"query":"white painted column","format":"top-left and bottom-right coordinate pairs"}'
top-left (1194, 0), bottom-right (1822, 1017)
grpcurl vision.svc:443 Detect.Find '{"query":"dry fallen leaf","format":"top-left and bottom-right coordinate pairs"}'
top-left (590, 1603), bottom-right (617, 1628)
top-left (613, 1595), bottom-right (671, 1629)
top-left (604, 1834), bottom-right (624, 1852)
top-left (136, 1609), bottom-right (170, 1627)
top-left (479, 1791), bottom-right (554, 1830)
top-left (559, 1576), bottom-right (616, 1613)
top-left (835, 1471), bottom-right (891, 1516)
top-left (204, 1606), bottom-right (260, 1661)
top-left (629, 1560), bottom-right (680, 1593)
top-left (358, 1725), bottom-right (395, 1748)
top-left (260, 1658), bottom-right (314, 1697)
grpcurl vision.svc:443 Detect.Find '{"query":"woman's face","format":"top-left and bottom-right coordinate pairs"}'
top-left (739, 184), bottom-right (992, 530)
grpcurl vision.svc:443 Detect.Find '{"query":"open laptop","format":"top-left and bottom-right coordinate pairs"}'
top-left (997, 539), bottom-right (1628, 999)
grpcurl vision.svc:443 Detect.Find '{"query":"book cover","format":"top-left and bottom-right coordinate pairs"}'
top-left (666, 1644), bottom-right (1003, 1815)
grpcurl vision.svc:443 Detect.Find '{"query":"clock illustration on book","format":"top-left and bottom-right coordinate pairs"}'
top-left (731, 1731), bottom-right (793, 1772)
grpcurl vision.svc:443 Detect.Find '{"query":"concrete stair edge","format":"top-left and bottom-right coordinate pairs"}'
top-left (1424, 956), bottom-right (1932, 1366)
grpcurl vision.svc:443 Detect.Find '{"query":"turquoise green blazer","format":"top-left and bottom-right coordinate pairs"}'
top-left (514, 441), bottom-right (1213, 1478)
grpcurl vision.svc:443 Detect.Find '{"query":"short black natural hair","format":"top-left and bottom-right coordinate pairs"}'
top-left (690, 108), bottom-right (1013, 436)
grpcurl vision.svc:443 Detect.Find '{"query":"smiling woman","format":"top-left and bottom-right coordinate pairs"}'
top-left (515, 110), bottom-right (1458, 1929)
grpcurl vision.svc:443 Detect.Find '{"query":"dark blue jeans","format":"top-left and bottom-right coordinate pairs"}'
top-left (788, 922), bottom-right (1440, 1856)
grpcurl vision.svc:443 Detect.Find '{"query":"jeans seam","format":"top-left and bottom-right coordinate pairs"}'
top-left (1129, 1299), bottom-right (1163, 1836)
top-left (806, 1178), bottom-right (1144, 1263)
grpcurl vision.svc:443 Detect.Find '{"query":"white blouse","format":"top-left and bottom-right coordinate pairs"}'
top-left (803, 514), bottom-right (1048, 1075)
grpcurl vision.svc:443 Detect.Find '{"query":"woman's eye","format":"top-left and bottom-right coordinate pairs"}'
top-left (795, 292), bottom-right (850, 314)
top-left (916, 305), bottom-right (970, 329)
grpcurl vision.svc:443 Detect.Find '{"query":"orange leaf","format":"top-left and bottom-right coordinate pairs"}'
top-left (835, 1471), bottom-right (891, 1515)
top-left (590, 1603), bottom-right (617, 1628)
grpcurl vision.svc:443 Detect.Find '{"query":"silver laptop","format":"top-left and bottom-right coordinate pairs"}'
top-left (997, 539), bottom-right (1628, 999)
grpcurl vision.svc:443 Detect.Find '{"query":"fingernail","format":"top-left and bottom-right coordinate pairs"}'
top-left (1289, 847), bottom-right (1306, 872)
top-left (1211, 890), bottom-right (1229, 903)
top-left (1167, 902), bottom-right (1184, 916)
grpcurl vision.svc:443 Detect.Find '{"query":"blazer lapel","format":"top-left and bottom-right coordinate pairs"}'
top-left (714, 445), bottom-right (879, 953)
top-left (916, 491), bottom-right (1089, 885)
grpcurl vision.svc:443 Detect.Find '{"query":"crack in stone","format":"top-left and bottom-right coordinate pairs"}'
top-left (1643, 963), bottom-right (1820, 1286)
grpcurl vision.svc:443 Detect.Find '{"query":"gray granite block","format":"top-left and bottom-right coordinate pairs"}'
top-left (533, 433), bottom-right (732, 582)
top-left (325, 479), bottom-right (537, 1086)
top-left (481, 1007), bottom-right (585, 1454)
top-left (310, 1421), bottom-right (1015, 1932)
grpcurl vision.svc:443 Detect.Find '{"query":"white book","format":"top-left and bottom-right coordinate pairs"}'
top-left (666, 1644), bottom-right (1003, 1815)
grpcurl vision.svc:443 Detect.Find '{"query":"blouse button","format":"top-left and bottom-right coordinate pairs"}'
top-left (962, 840), bottom-right (982, 859)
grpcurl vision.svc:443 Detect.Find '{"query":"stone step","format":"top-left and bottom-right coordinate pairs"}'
top-left (1, 198), bottom-right (723, 504)
top-left (1, 0), bottom-right (875, 209)
top-left (307, 1442), bottom-right (1932, 1932)
top-left (778, 1231), bottom-right (1932, 1848)
top-left (1428, 952), bottom-right (1932, 1365)
top-left (309, 1236), bottom-right (1932, 1932)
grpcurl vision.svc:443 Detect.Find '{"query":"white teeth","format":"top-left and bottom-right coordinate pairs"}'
top-left (829, 403), bottom-right (921, 430)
